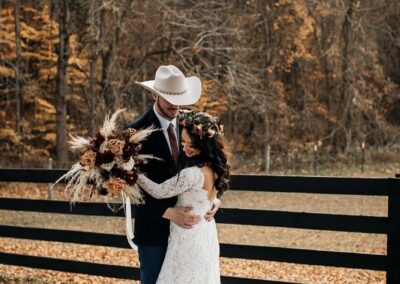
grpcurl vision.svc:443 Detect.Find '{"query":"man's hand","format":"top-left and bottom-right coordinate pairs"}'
top-left (163, 207), bottom-right (201, 229)
top-left (205, 198), bottom-right (220, 221)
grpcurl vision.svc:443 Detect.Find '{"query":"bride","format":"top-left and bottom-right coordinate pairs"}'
top-left (136, 110), bottom-right (230, 284)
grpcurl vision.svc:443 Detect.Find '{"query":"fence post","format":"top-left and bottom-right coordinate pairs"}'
top-left (265, 144), bottom-right (270, 174)
top-left (387, 176), bottom-right (400, 284)
top-left (47, 158), bottom-right (53, 200)
top-left (313, 144), bottom-right (318, 175)
top-left (361, 142), bottom-right (365, 173)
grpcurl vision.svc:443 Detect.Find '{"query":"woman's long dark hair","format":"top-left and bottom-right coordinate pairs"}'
top-left (178, 112), bottom-right (230, 198)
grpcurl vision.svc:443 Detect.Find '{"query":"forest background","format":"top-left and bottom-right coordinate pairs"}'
top-left (1, 0), bottom-right (400, 176)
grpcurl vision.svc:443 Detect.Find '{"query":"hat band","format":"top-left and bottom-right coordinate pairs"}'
top-left (154, 85), bottom-right (187, 96)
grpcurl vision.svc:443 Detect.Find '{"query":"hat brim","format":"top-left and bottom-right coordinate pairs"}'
top-left (135, 76), bottom-right (201, 106)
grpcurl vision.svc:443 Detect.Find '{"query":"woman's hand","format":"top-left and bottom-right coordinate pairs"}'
top-left (205, 198), bottom-right (221, 221)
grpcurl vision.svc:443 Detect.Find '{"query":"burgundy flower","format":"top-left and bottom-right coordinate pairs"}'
top-left (95, 150), bottom-right (114, 166)
top-left (126, 170), bottom-right (138, 186)
top-left (92, 131), bottom-right (105, 150)
top-left (123, 142), bottom-right (136, 161)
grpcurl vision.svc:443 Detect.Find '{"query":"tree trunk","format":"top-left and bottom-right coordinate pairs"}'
top-left (141, 2), bottom-right (148, 113)
top-left (87, 0), bottom-right (100, 136)
top-left (333, 0), bottom-right (355, 153)
top-left (99, 0), bottom-right (130, 110)
top-left (14, 0), bottom-right (22, 136)
top-left (340, 0), bottom-right (355, 152)
top-left (55, 0), bottom-right (69, 167)
top-left (258, 0), bottom-right (272, 171)
top-left (88, 52), bottom-right (96, 136)
top-left (321, 22), bottom-right (331, 112)
top-left (100, 46), bottom-right (114, 108)
top-left (141, 60), bottom-right (148, 113)
top-left (320, 21), bottom-right (335, 146)
top-left (14, 0), bottom-right (24, 165)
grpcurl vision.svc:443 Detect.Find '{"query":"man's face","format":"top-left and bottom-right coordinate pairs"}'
top-left (154, 94), bottom-right (180, 120)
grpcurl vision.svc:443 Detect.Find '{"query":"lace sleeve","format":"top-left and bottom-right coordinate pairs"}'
top-left (137, 167), bottom-right (203, 199)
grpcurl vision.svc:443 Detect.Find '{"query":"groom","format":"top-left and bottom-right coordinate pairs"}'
top-left (128, 65), bottom-right (220, 284)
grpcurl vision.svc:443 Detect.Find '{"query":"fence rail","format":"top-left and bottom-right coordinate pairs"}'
top-left (0, 198), bottom-right (389, 233)
top-left (0, 168), bottom-right (399, 283)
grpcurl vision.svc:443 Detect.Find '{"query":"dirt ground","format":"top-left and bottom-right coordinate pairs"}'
top-left (0, 182), bottom-right (387, 283)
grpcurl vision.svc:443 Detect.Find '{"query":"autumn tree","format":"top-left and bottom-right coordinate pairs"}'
top-left (0, 2), bottom-right (58, 166)
top-left (0, 0), bottom-right (399, 172)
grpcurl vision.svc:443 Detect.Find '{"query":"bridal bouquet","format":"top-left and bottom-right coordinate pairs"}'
top-left (53, 109), bottom-right (156, 206)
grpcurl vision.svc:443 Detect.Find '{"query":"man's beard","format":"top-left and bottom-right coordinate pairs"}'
top-left (157, 100), bottom-right (177, 119)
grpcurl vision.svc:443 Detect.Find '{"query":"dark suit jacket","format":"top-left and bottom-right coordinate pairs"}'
top-left (127, 107), bottom-right (178, 246)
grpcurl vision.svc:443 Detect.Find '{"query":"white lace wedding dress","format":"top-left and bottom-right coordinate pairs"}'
top-left (137, 166), bottom-right (220, 284)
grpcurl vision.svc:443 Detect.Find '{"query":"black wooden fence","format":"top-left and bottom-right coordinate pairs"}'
top-left (0, 168), bottom-right (399, 284)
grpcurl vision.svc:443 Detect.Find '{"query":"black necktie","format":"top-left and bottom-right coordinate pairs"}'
top-left (167, 123), bottom-right (179, 164)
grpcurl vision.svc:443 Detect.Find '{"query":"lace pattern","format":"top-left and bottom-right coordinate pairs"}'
top-left (137, 167), bottom-right (203, 199)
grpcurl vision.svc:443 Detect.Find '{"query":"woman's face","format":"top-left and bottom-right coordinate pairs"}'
top-left (181, 128), bottom-right (201, 158)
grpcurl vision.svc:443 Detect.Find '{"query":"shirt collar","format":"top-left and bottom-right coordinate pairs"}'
top-left (153, 103), bottom-right (177, 129)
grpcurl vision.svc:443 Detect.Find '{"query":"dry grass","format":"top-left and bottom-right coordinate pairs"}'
top-left (0, 181), bottom-right (387, 283)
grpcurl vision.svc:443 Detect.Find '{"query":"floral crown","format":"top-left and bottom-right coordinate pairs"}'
top-left (178, 110), bottom-right (224, 139)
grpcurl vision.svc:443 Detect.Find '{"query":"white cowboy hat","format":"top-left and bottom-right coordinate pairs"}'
top-left (135, 65), bottom-right (201, 106)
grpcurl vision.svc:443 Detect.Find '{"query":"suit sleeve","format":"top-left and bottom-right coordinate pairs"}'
top-left (140, 190), bottom-right (176, 222)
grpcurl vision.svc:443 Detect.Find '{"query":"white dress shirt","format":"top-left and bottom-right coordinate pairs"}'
top-left (153, 104), bottom-right (179, 154)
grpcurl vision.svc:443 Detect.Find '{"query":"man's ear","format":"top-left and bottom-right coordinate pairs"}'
top-left (152, 93), bottom-right (158, 101)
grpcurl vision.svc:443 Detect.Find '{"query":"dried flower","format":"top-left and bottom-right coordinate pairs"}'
top-left (103, 177), bottom-right (126, 194)
top-left (207, 129), bottom-right (216, 138)
top-left (92, 132), bottom-right (105, 150)
top-left (112, 129), bottom-right (123, 137)
top-left (126, 171), bottom-right (138, 186)
top-left (80, 150), bottom-right (96, 167)
top-left (178, 110), bottom-right (224, 139)
top-left (108, 139), bottom-right (125, 155)
top-left (122, 157), bottom-right (135, 171)
top-left (126, 128), bottom-right (137, 135)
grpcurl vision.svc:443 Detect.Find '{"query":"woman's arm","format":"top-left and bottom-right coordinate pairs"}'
top-left (137, 167), bottom-right (203, 199)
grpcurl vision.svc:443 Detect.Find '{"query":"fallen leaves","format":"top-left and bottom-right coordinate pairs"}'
top-left (0, 183), bottom-right (387, 283)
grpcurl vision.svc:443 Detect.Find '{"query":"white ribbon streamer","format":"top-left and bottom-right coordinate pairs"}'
top-left (123, 193), bottom-right (137, 251)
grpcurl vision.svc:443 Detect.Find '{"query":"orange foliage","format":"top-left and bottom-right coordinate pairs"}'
top-left (193, 80), bottom-right (229, 116)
